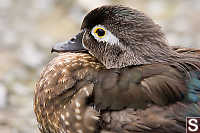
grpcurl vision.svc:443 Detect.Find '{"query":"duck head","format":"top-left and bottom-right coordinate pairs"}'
top-left (52, 5), bottom-right (176, 69)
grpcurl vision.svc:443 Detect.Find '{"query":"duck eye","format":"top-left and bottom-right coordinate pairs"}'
top-left (94, 28), bottom-right (106, 38)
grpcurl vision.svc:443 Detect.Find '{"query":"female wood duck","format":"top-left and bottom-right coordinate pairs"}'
top-left (34, 5), bottom-right (200, 133)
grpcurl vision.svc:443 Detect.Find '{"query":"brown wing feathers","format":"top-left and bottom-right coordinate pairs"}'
top-left (34, 47), bottom-right (200, 133)
top-left (98, 48), bottom-right (200, 133)
top-left (94, 63), bottom-right (187, 111)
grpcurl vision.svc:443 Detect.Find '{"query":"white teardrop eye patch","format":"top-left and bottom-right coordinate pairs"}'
top-left (91, 25), bottom-right (120, 45)
top-left (94, 27), bottom-right (106, 38)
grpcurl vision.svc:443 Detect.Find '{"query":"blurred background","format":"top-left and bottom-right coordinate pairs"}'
top-left (0, 0), bottom-right (200, 133)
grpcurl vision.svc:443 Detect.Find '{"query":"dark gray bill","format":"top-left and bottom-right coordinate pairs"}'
top-left (51, 30), bottom-right (87, 53)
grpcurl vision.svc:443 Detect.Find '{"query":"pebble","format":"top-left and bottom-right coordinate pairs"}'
top-left (0, 83), bottom-right (8, 108)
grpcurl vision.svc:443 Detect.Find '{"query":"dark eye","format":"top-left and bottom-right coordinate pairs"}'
top-left (94, 28), bottom-right (106, 37)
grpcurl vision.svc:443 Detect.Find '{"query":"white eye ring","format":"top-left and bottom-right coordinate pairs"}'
top-left (93, 27), bottom-right (106, 38)
top-left (91, 25), bottom-right (120, 45)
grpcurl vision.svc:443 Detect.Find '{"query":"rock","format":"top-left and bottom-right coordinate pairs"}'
top-left (0, 83), bottom-right (8, 108)
top-left (12, 83), bottom-right (30, 96)
top-left (0, 0), bottom-right (12, 9)
top-left (17, 42), bottom-right (46, 68)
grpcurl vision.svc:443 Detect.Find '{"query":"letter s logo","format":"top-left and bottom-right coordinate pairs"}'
top-left (188, 119), bottom-right (198, 132)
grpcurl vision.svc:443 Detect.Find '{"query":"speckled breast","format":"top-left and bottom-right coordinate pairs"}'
top-left (34, 53), bottom-right (104, 133)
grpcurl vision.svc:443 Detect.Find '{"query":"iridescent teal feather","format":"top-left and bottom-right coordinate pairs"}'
top-left (187, 72), bottom-right (200, 102)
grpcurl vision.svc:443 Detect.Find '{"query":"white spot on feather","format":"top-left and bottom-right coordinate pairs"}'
top-left (75, 115), bottom-right (82, 120)
top-left (58, 62), bottom-right (63, 65)
top-left (65, 121), bottom-right (70, 126)
top-left (91, 115), bottom-right (99, 120)
top-left (61, 114), bottom-right (65, 120)
top-left (75, 108), bottom-right (81, 114)
top-left (66, 112), bottom-right (70, 117)
top-left (62, 69), bottom-right (67, 73)
top-left (77, 129), bottom-right (83, 133)
top-left (75, 101), bottom-right (81, 107)
top-left (53, 73), bottom-right (57, 77)
top-left (83, 87), bottom-right (90, 96)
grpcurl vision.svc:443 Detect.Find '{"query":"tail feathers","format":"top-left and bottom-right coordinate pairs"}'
top-left (186, 103), bottom-right (200, 117)
top-left (172, 102), bottom-right (200, 124)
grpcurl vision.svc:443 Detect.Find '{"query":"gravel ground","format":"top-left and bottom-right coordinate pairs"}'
top-left (0, 0), bottom-right (200, 133)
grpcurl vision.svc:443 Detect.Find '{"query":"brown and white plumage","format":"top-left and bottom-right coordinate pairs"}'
top-left (34, 53), bottom-right (104, 133)
top-left (34, 5), bottom-right (200, 133)
top-left (34, 48), bottom-right (200, 133)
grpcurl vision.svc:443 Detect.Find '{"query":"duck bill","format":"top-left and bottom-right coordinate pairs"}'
top-left (51, 30), bottom-right (88, 53)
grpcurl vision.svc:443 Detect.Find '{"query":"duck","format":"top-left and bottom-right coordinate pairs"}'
top-left (34, 5), bottom-right (200, 133)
